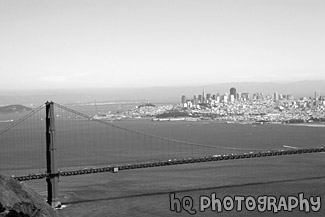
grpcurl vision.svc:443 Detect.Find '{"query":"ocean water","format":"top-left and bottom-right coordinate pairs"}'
top-left (1, 105), bottom-right (324, 216)
top-left (0, 104), bottom-right (324, 177)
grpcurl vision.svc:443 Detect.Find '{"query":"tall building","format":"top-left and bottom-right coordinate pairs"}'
top-left (242, 93), bottom-right (250, 101)
top-left (230, 87), bottom-right (236, 99)
top-left (193, 95), bottom-right (198, 104)
top-left (244, 93), bottom-right (248, 99)
top-left (181, 95), bottom-right (186, 104)
top-left (202, 89), bottom-right (206, 103)
top-left (216, 95), bottom-right (220, 103)
top-left (206, 93), bottom-right (211, 101)
top-left (222, 95), bottom-right (228, 103)
top-left (273, 92), bottom-right (279, 101)
top-left (315, 91), bottom-right (320, 106)
top-left (315, 91), bottom-right (320, 101)
top-left (230, 95), bottom-right (235, 102)
top-left (198, 95), bottom-right (203, 103)
top-left (237, 92), bottom-right (241, 101)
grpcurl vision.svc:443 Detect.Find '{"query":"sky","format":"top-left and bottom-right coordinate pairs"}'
top-left (0, 0), bottom-right (324, 90)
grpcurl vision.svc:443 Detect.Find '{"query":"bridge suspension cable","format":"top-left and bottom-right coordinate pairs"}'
top-left (54, 103), bottom-right (275, 152)
top-left (0, 103), bottom-right (46, 177)
top-left (1, 101), bottom-right (324, 180)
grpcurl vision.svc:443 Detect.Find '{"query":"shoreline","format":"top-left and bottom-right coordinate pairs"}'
top-left (150, 118), bottom-right (325, 128)
top-left (101, 116), bottom-right (325, 128)
top-left (283, 123), bottom-right (325, 128)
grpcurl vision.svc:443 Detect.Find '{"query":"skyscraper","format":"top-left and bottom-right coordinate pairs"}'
top-left (230, 95), bottom-right (235, 102)
top-left (181, 95), bottom-right (186, 104)
top-left (193, 95), bottom-right (198, 104)
top-left (202, 89), bottom-right (206, 103)
top-left (315, 91), bottom-right (320, 106)
top-left (315, 91), bottom-right (320, 101)
top-left (242, 93), bottom-right (250, 101)
top-left (230, 87), bottom-right (236, 99)
top-left (206, 93), bottom-right (211, 101)
top-left (198, 95), bottom-right (202, 103)
top-left (273, 92), bottom-right (279, 101)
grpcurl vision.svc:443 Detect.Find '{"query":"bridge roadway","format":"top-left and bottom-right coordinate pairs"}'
top-left (13, 147), bottom-right (324, 182)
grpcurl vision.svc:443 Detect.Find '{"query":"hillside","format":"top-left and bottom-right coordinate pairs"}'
top-left (0, 105), bottom-right (32, 114)
top-left (0, 175), bottom-right (60, 217)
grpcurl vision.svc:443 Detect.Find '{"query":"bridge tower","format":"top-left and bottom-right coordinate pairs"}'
top-left (45, 101), bottom-right (61, 208)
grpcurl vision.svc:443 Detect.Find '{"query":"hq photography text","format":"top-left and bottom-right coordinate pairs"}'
top-left (169, 192), bottom-right (321, 215)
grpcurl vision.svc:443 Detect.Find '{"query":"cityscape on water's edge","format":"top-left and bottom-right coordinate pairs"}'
top-left (92, 87), bottom-right (325, 125)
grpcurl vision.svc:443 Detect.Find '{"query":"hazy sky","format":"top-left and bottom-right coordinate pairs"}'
top-left (0, 0), bottom-right (324, 90)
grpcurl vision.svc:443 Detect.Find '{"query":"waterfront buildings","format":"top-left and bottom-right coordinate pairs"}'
top-left (178, 88), bottom-right (325, 124)
top-left (107, 88), bottom-right (324, 124)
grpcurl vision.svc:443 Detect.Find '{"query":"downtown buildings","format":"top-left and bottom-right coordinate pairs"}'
top-left (180, 87), bottom-right (299, 109)
top-left (179, 88), bottom-right (325, 123)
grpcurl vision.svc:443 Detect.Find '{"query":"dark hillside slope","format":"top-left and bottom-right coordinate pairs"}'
top-left (0, 175), bottom-right (60, 217)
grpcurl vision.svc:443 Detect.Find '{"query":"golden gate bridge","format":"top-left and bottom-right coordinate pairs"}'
top-left (0, 101), bottom-right (324, 208)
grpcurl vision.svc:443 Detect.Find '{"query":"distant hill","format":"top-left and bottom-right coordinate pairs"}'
top-left (0, 105), bottom-right (32, 114)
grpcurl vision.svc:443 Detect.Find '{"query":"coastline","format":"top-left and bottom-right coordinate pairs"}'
top-left (283, 123), bottom-right (325, 128)
top-left (151, 117), bottom-right (325, 128)
top-left (94, 114), bottom-right (325, 128)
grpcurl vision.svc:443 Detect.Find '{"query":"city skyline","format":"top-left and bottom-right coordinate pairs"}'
top-left (0, 0), bottom-right (324, 90)
top-left (180, 87), bottom-right (308, 105)
top-left (1, 80), bottom-right (325, 106)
